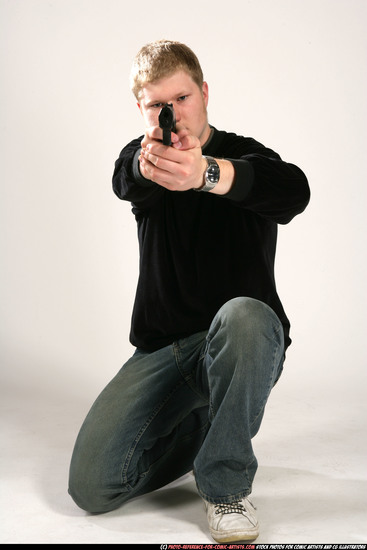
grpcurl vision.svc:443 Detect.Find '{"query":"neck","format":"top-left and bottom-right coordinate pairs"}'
top-left (199, 124), bottom-right (212, 147)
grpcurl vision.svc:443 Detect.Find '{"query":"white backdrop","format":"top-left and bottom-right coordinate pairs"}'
top-left (1, 0), bottom-right (366, 412)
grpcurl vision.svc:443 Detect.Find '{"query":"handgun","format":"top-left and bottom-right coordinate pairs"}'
top-left (159, 103), bottom-right (176, 146)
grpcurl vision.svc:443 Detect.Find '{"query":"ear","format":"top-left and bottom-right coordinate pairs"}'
top-left (202, 81), bottom-right (209, 107)
top-left (137, 102), bottom-right (143, 114)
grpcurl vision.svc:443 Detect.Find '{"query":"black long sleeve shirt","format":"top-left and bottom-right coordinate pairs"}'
top-left (112, 126), bottom-right (310, 352)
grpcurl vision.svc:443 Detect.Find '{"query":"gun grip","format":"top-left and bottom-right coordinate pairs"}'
top-left (162, 128), bottom-right (172, 146)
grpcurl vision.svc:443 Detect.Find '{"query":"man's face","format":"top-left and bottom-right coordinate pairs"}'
top-left (137, 70), bottom-right (210, 146)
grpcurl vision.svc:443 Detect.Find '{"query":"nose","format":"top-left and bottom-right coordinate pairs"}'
top-left (173, 104), bottom-right (181, 124)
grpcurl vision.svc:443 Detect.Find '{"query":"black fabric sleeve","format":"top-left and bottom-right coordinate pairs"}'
top-left (131, 148), bottom-right (156, 187)
top-left (222, 155), bottom-right (310, 225)
top-left (222, 159), bottom-right (255, 202)
top-left (204, 129), bottom-right (310, 224)
top-left (112, 138), bottom-right (162, 209)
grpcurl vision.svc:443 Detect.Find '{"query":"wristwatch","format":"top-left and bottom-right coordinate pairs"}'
top-left (195, 156), bottom-right (220, 192)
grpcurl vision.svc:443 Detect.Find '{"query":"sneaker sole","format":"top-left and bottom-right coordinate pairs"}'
top-left (210, 526), bottom-right (260, 543)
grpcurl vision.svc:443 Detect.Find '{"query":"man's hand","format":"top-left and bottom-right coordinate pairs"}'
top-left (139, 126), bottom-right (206, 191)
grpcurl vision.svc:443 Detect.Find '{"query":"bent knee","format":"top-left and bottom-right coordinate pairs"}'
top-left (68, 479), bottom-right (106, 514)
top-left (209, 297), bottom-right (284, 351)
top-left (68, 469), bottom-right (130, 514)
top-left (217, 297), bottom-right (279, 329)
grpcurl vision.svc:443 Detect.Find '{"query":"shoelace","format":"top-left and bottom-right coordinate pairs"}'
top-left (214, 501), bottom-right (247, 515)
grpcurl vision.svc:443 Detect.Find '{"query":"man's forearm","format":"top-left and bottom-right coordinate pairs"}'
top-left (202, 158), bottom-right (235, 195)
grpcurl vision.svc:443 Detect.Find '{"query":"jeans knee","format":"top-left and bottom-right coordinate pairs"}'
top-left (207, 297), bottom-right (284, 361)
top-left (68, 464), bottom-right (130, 514)
top-left (68, 474), bottom-right (103, 514)
top-left (213, 297), bottom-right (280, 337)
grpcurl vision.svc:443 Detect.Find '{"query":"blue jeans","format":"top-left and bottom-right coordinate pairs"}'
top-left (68, 297), bottom-right (284, 512)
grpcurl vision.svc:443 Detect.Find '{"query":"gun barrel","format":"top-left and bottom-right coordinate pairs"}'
top-left (159, 103), bottom-right (176, 146)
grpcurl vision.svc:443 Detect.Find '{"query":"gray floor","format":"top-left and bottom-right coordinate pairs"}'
top-left (1, 373), bottom-right (366, 544)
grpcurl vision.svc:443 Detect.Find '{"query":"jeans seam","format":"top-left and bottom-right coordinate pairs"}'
top-left (249, 332), bottom-right (283, 430)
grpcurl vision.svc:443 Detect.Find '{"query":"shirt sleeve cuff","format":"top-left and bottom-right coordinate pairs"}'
top-left (132, 148), bottom-right (156, 188)
top-left (223, 159), bottom-right (254, 202)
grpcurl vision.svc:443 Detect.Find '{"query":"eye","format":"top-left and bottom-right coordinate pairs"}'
top-left (150, 102), bottom-right (163, 109)
top-left (177, 95), bottom-right (187, 102)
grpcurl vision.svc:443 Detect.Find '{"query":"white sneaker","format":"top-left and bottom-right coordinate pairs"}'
top-left (204, 497), bottom-right (259, 543)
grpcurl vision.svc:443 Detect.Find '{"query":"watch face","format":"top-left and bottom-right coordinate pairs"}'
top-left (207, 162), bottom-right (220, 183)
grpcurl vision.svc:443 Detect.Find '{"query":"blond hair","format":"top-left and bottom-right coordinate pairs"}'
top-left (130, 39), bottom-right (204, 99)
